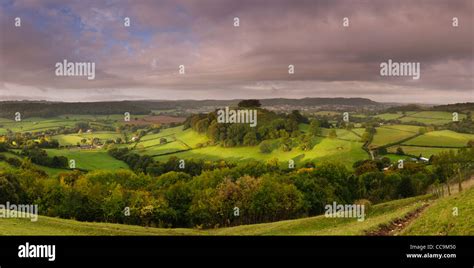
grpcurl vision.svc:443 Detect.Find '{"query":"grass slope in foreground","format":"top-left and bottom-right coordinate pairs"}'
top-left (0, 194), bottom-right (432, 235)
top-left (401, 186), bottom-right (474, 235)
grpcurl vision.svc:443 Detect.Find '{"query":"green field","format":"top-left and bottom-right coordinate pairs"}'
top-left (320, 128), bottom-right (362, 141)
top-left (313, 111), bottom-right (341, 116)
top-left (137, 140), bottom-right (189, 155)
top-left (53, 131), bottom-right (125, 146)
top-left (381, 153), bottom-right (411, 162)
top-left (0, 194), bottom-right (433, 235)
top-left (399, 111), bottom-right (466, 125)
top-left (45, 149), bottom-right (129, 170)
top-left (153, 137), bottom-right (368, 169)
top-left (387, 146), bottom-right (455, 158)
top-left (298, 123), bottom-right (309, 132)
top-left (373, 111), bottom-right (466, 125)
top-left (0, 152), bottom-right (70, 176)
top-left (136, 127), bottom-right (209, 156)
top-left (138, 125), bottom-right (368, 168)
top-left (370, 125), bottom-right (420, 148)
top-left (374, 112), bottom-right (405, 120)
top-left (351, 128), bottom-right (366, 137)
top-left (402, 186), bottom-right (474, 235)
top-left (0, 118), bottom-right (76, 134)
top-left (0, 114), bottom-right (149, 135)
top-left (402, 130), bottom-right (474, 148)
top-left (139, 126), bottom-right (184, 142)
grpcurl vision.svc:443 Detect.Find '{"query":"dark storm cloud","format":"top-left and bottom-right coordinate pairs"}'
top-left (0, 0), bottom-right (472, 103)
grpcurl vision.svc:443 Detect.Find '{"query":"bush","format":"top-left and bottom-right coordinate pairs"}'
top-left (6, 157), bottom-right (22, 167)
top-left (396, 147), bottom-right (405, 155)
top-left (354, 199), bottom-right (372, 213)
top-left (259, 140), bottom-right (274, 153)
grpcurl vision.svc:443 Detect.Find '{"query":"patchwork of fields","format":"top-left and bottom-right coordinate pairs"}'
top-left (402, 130), bottom-right (474, 148)
top-left (45, 149), bottom-right (129, 170)
top-left (52, 131), bottom-right (125, 146)
top-left (0, 114), bottom-right (151, 135)
top-left (373, 111), bottom-right (466, 125)
top-left (387, 146), bottom-right (455, 158)
top-left (0, 110), bottom-right (472, 174)
top-left (0, 118), bottom-right (77, 134)
top-left (153, 137), bottom-right (367, 168)
top-left (320, 128), bottom-right (362, 141)
top-left (0, 109), bottom-right (473, 236)
top-left (399, 111), bottom-right (466, 125)
top-left (370, 124), bottom-right (420, 148)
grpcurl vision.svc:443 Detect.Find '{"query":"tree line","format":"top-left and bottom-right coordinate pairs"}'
top-left (3, 148), bottom-right (472, 229)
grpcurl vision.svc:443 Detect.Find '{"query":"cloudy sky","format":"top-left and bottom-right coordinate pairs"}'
top-left (0, 0), bottom-right (472, 103)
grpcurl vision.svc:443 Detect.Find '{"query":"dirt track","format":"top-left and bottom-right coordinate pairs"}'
top-left (365, 202), bottom-right (431, 236)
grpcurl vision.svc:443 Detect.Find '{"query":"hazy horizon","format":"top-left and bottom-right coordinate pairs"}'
top-left (0, 96), bottom-right (468, 106)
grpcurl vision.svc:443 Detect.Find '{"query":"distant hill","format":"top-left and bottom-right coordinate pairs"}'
top-left (0, 98), bottom-right (381, 118)
top-left (0, 101), bottom-right (150, 118)
top-left (260, 97), bottom-right (379, 106)
top-left (385, 104), bottom-right (425, 112)
top-left (384, 102), bottom-right (474, 113)
top-left (432, 102), bottom-right (474, 113)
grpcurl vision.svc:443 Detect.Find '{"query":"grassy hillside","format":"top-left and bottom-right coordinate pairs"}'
top-left (0, 152), bottom-right (70, 176)
top-left (211, 195), bottom-right (432, 235)
top-left (372, 111), bottom-right (466, 125)
top-left (136, 127), bottom-right (209, 156)
top-left (0, 215), bottom-right (201, 236)
top-left (3, 187), bottom-right (471, 236)
top-left (0, 118), bottom-right (77, 134)
top-left (0, 194), bottom-right (433, 236)
top-left (387, 146), bottom-right (454, 158)
top-left (320, 128), bottom-right (362, 141)
top-left (371, 125), bottom-right (419, 147)
top-left (45, 149), bottom-right (129, 170)
top-left (374, 112), bottom-right (406, 120)
top-left (152, 137), bottom-right (368, 169)
top-left (52, 131), bottom-right (124, 146)
top-left (399, 111), bottom-right (466, 125)
top-left (402, 130), bottom-right (474, 148)
top-left (0, 114), bottom-right (149, 135)
top-left (401, 186), bottom-right (474, 235)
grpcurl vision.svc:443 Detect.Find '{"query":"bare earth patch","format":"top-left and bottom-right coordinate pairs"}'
top-left (365, 202), bottom-right (431, 236)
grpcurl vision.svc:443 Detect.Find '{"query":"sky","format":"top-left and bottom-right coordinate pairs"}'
top-left (0, 0), bottom-right (472, 103)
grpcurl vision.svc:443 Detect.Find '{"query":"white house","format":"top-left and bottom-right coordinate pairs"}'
top-left (419, 157), bottom-right (429, 162)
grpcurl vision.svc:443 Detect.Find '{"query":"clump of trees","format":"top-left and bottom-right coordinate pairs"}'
top-left (237, 99), bottom-right (262, 108)
top-left (431, 148), bottom-right (474, 195)
top-left (183, 105), bottom-right (305, 148)
top-left (20, 147), bottom-right (68, 168)
top-left (108, 148), bottom-right (234, 176)
top-left (446, 113), bottom-right (474, 134)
